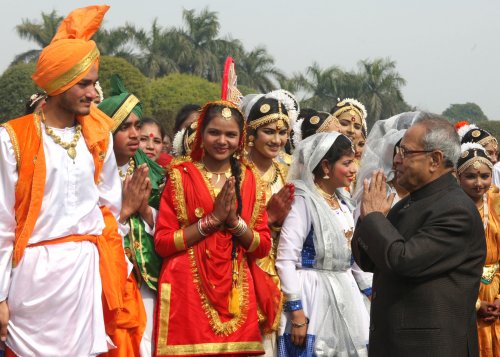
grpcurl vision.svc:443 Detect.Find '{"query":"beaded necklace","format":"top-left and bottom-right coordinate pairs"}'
top-left (41, 111), bottom-right (82, 160)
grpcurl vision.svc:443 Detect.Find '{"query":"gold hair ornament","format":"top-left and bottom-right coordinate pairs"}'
top-left (221, 107), bottom-right (232, 120)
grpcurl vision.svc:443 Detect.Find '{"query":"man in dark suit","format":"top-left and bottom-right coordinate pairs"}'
top-left (352, 114), bottom-right (486, 357)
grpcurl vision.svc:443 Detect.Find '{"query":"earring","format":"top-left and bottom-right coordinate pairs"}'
top-left (323, 173), bottom-right (330, 179)
top-left (248, 135), bottom-right (255, 147)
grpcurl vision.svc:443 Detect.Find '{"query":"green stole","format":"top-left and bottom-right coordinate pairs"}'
top-left (124, 149), bottom-right (165, 291)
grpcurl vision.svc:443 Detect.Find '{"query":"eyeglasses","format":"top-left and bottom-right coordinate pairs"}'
top-left (395, 145), bottom-right (433, 159)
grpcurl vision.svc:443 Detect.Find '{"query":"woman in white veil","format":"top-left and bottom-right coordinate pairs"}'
top-left (276, 132), bottom-right (369, 357)
top-left (353, 111), bottom-right (424, 211)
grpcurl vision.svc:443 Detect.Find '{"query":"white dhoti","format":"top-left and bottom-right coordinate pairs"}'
top-left (7, 242), bottom-right (108, 356)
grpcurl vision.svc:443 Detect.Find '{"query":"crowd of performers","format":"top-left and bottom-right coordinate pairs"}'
top-left (1, 5), bottom-right (500, 357)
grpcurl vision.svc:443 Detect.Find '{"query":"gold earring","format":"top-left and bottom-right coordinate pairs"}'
top-left (248, 135), bottom-right (255, 147)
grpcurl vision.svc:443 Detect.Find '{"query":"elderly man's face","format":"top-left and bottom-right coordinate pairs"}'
top-left (393, 124), bottom-right (434, 192)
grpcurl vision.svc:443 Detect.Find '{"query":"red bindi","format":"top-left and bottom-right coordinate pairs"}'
top-left (149, 133), bottom-right (155, 138)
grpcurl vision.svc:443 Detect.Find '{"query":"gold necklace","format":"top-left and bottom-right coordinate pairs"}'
top-left (118, 158), bottom-right (135, 180)
top-left (201, 159), bottom-right (231, 185)
top-left (315, 183), bottom-right (340, 209)
top-left (41, 111), bottom-right (82, 160)
top-left (315, 183), bottom-right (354, 246)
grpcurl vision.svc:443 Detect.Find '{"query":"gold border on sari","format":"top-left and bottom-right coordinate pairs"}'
top-left (187, 249), bottom-right (250, 336)
top-left (161, 341), bottom-right (263, 355)
top-left (157, 283), bottom-right (172, 355)
top-left (170, 167), bottom-right (189, 226)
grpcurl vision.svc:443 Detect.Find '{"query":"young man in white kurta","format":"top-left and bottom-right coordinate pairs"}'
top-left (0, 123), bottom-right (122, 355)
top-left (0, 5), bottom-right (126, 356)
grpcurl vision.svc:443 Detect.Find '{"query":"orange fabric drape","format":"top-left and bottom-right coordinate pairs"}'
top-left (478, 190), bottom-right (500, 357)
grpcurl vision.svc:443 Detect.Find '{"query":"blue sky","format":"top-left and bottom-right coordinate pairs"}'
top-left (2, 0), bottom-right (500, 118)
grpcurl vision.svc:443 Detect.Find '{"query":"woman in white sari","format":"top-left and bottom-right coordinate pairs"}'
top-left (276, 132), bottom-right (369, 357)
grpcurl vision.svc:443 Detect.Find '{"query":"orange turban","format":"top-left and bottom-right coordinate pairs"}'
top-left (32, 5), bottom-right (109, 96)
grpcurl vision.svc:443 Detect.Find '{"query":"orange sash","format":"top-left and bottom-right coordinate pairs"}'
top-left (28, 231), bottom-right (123, 313)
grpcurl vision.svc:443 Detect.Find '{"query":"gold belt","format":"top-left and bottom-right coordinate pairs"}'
top-left (482, 263), bottom-right (499, 284)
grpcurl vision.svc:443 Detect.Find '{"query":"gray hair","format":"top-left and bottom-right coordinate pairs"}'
top-left (414, 113), bottom-right (460, 168)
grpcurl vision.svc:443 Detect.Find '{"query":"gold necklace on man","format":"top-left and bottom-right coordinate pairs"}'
top-left (118, 158), bottom-right (136, 180)
top-left (41, 111), bottom-right (82, 160)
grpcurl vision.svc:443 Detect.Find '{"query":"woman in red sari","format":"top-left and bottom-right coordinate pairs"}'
top-left (154, 100), bottom-right (271, 356)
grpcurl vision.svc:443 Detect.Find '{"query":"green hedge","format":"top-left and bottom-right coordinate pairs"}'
top-left (99, 56), bottom-right (151, 113)
top-left (0, 63), bottom-right (40, 123)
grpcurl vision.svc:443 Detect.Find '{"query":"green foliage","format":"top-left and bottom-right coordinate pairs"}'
top-left (297, 59), bottom-right (410, 127)
top-left (99, 56), bottom-right (151, 112)
top-left (147, 73), bottom-right (221, 134)
top-left (0, 63), bottom-right (40, 123)
top-left (357, 58), bottom-right (408, 127)
top-left (8, 9), bottom-right (416, 129)
top-left (442, 103), bottom-right (488, 123)
top-left (476, 121), bottom-right (500, 139)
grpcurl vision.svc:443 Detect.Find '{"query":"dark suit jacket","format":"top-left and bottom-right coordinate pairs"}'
top-left (353, 173), bottom-right (486, 357)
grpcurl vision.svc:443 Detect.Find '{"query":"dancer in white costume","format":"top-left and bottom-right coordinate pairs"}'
top-left (276, 132), bottom-right (369, 357)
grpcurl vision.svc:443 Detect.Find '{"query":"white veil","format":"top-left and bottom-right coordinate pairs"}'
top-left (352, 111), bottom-right (424, 206)
top-left (287, 132), bottom-right (354, 270)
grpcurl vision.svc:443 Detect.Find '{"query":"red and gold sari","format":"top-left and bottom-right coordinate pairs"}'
top-left (154, 158), bottom-right (271, 356)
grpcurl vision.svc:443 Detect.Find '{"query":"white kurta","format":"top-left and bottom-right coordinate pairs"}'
top-left (276, 196), bottom-right (369, 357)
top-left (0, 124), bottom-right (122, 356)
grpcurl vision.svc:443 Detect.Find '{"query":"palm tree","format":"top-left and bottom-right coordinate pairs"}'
top-left (236, 46), bottom-right (285, 92)
top-left (93, 27), bottom-right (140, 66)
top-left (126, 19), bottom-right (179, 78)
top-left (298, 62), bottom-right (345, 111)
top-left (177, 8), bottom-right (241, 81)
top-left (357, 58), bottom-right (408, 127)
top-left (12, 10), bottom-right (63, 65)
